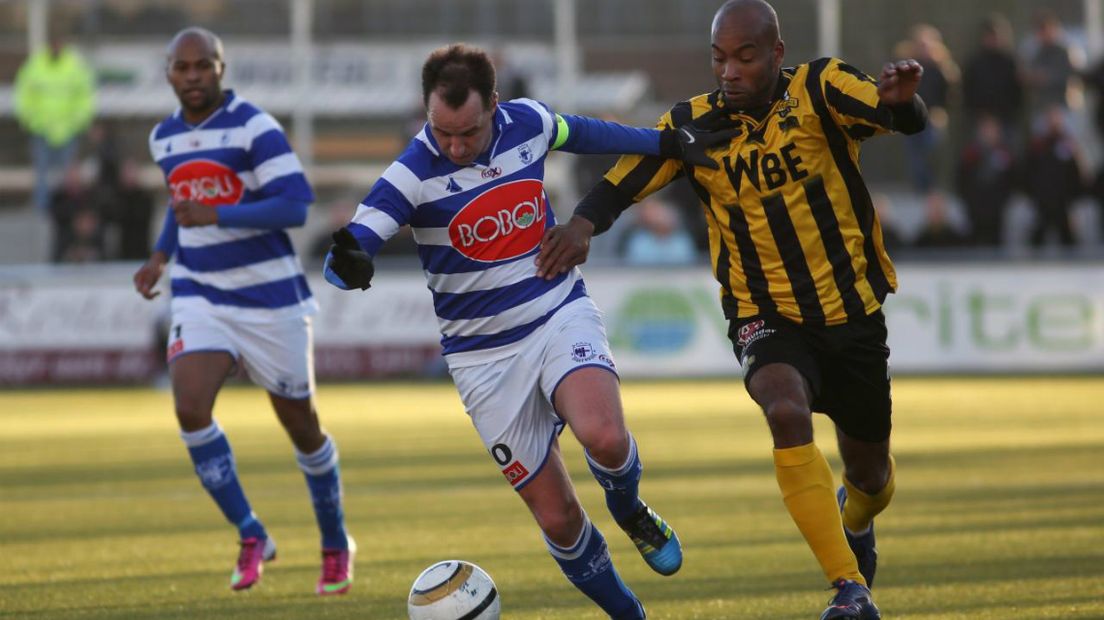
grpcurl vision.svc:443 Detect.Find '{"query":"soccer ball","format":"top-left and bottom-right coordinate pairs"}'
top-left (407, 560), bottom-right (501, 620)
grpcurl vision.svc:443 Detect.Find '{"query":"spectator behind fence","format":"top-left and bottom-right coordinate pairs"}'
top-left (895, 24), bottom-right (958, 197)
top-left (621, 197), bottom-right (698, 266)
top-left (912, 192), bottom-right (967, 249)
top-left (962, 14), bottom-right (1023, 140)
top-left (956, 114), bottom-right (1016, 247)
top-left (1024, 106), bottom-right (1086, 248)
top-left (13, 26), bottom-right (96, 214)
top-left (49, 163), bottom-right (103, 263)
top-left (106, 159), bottom-right (156, 260)
top-left (1024, 9), bottom-right (1082, 127)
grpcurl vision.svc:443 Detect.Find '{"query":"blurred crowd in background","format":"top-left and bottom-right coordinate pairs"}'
top-left (6, 2), bottom-right (1104, 268)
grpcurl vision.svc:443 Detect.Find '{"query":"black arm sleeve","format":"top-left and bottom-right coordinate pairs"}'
top-left (573, 179), bottom-right (638, 235)
top-left (888, 94), bottom-right (928, 135)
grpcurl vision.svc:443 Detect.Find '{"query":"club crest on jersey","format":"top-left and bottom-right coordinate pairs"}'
top-left (571, 342), bottom-right (596, 362)
top-left (448, 179), bottom-right (546, 261)
top-left (777, 95), bottom-right (799, 118)
top-left (167, 159), bottom-right (244, 206)
top-left (518, 143), bottom-right (533, 164)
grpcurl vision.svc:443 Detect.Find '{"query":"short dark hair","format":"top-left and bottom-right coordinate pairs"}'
top-left (421, 43), bottom-right (496, 109)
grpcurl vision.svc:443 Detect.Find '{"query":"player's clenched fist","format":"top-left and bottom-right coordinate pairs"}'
top-left (323, 227), bottom-right (374, 290)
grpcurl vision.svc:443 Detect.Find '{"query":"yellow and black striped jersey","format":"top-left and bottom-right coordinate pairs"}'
top-left (603, 58), bottom-right (905, 326)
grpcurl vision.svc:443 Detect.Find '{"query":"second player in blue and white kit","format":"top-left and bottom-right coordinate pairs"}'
top-left (133, 27), bottom-right (354, 596)
top-left (324, 44), bottom-right (730, 619)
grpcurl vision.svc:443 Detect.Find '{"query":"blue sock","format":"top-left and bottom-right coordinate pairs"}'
top-left (586, 434), bottom-right (644, 523)
top-left (297, 435), bottom-right (348, 549)
top-left (182, 422), bottom-right (266, 540)
top-left (545, 517), bottom-right (644, 620)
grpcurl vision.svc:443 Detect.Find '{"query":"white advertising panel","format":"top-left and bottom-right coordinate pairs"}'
top-left (1, 263), bottom-right (1101, 385)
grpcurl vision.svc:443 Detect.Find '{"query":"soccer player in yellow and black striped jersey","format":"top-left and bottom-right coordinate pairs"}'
top-left (536, 1), bottom-right (927, 618)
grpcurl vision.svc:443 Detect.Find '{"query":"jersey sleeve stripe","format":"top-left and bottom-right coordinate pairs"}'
top-left (351, 204), bottom-right (402, 242)
top-left (245, 112), bottom-right (282, 148)
top-left (346, 221), bottom-right (389, 256)
top-left (824, 81), bottom-right (893, 129)
top-left (249, 129), bottom-right (296, 164)
top-left (513, 97), bottom-right (556, 141)
top-left (254, 152), bottom-right (305, 187)
top-left (381, 161), bottom-right (423, 206)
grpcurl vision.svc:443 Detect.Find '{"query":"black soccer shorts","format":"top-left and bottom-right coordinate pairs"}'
top-left (727, 310), bottom-right (892, 443)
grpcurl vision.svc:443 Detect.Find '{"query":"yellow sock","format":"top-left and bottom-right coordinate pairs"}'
top-left (774, 443), bottom-right (864, 585)
top-left (842, 454), bottom-right (896, 534)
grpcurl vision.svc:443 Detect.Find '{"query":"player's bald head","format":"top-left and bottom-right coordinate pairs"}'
top-left (166, 27), bottom-right (224, 65)
top-left (712, 0), bottom-right (780, 45)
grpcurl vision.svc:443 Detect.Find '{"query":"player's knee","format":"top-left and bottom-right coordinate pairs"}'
top-left (536, 498), bottom-right (585, 544)
top-left (173, 399), bottom-right (213, 431)
top-left (846, 459), bottom-right (892, 495)
top-left (763, 400), bottom-right (813, 438)
top-left (581, 426), bottom-right (629, 467)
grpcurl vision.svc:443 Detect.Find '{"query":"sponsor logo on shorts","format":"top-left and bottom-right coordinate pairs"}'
top-left (502, 460), bottom-right (530, 486)
top-left (737, 319), bottom-right (774, 348)
top-left (571, 342), bottom-right (596, 362)
top-left (598, 354), bottom-right (616, 368)
top-left (167, 338), bottom-right (184, 361)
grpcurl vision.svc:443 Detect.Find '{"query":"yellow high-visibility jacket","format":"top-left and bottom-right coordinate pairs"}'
top-left (13, 45), bottom-right (96, 146)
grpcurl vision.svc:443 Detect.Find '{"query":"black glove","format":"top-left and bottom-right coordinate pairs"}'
top-left (659, 123), bottom-right (740, 170)
top-left (323, 227), bottom-right (374, 291)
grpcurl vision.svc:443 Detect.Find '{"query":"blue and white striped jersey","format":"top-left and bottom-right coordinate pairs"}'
top-left (149, 90), bottom-right (317, 322)
top-left (346, 98), bottom-right (662, 364)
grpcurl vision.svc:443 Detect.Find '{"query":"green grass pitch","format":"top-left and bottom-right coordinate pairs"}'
top-left (2, 378), bottom-right (1102, 619)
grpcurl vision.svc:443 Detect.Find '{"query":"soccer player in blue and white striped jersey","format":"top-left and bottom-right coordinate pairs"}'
top-left (323, 44), bottom-right (732, 619)
top-left (132, 28), bottom-right (353, 596)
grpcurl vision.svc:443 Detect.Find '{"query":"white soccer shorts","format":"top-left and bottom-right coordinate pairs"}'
top-left (166, 308), bottom-right (316, 400)
top-left (448, 297), bottom-right (618, 491)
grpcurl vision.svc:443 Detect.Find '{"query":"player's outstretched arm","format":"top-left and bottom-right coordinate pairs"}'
top-left (535, 215), bottom-right (595, 279)
top-left (553, 113), bottom-right (734, 170)
top-left (658, 124), bottom-right (740, 170)
top-left (323, 227), bottom-right (374, 291)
